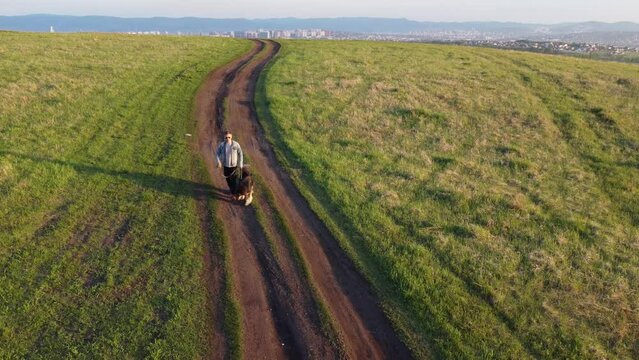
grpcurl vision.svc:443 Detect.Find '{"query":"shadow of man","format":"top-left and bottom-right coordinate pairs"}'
top-left (0, 149), bottom-right (237, 203)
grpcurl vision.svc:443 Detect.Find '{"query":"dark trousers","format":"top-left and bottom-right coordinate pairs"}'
top-left (224, 166), bottom-right (240, 195)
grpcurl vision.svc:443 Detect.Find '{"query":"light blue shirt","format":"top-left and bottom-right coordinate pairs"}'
top-left (215, 140), bottom-right (243, 168)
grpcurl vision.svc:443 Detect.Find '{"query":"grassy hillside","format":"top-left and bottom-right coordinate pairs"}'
top-left (0, 32), bottom-right (250, 358)
top-left (258, 40), bottom-right (639, 359)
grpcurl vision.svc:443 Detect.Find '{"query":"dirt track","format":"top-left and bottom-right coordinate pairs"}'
top-left (195, 40), bottom-right (412, 359)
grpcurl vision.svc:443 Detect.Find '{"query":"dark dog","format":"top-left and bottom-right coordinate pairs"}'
top-left (235, 167), bottom-right (254, 206)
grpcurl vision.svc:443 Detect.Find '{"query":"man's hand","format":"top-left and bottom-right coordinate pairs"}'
top-left (217, 162), bottom-right (222, 169)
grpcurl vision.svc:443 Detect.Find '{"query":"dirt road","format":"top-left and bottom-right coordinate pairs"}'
top-left (195, 40), bottom-right (412, 359)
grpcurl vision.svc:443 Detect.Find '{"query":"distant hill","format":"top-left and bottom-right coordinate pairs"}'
top-left (1, 14), bottom-right (638, 34)
top-left (544, 31), bottom-right (639, 47)
top-left (0, 14), bottom-right (639, 47)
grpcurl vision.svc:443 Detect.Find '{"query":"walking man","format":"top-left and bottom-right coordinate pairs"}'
top-left (215, 130), bottom-right (244, 199)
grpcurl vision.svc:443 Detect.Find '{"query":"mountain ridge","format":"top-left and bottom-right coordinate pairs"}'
top-left (1, 14), bottom-right (638, 34)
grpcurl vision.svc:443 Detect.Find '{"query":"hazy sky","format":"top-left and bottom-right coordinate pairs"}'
top-left (3, 0), bottom-right (639, 23)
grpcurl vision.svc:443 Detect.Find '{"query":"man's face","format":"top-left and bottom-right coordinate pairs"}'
top-left (225, 134), bottom-right (232, 143)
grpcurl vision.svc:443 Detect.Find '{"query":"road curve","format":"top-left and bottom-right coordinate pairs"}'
top-left (195, 40), bottom-right (412, 360)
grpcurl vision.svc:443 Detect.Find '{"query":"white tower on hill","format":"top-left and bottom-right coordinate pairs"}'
top-left (50, 26), bottom-right (55, 33)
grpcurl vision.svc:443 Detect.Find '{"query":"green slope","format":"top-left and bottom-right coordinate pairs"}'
top-left (258, 40), bottom-right (639, 359)
top-left (0, 32), bottom-right (250, 358)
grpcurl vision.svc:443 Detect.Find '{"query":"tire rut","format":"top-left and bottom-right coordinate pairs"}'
top-left (195, 40), bottom-right (412, 359)
top-left (194, 44), bottom-right (262, 360)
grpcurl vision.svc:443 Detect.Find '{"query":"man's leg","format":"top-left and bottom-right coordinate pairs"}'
top-left (230, 172), bottom-right (241, 195)
top-left (223, 167), bottom-right (237, 194)
top-left (225, 177), bottom-right (234, 193)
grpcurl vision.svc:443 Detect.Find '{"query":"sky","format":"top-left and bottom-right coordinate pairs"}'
top-left (2, 0), bottom-right (639, 23)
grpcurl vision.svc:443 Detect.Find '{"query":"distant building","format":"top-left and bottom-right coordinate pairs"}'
top-left (272, 30), bottom-right (293, 39)
top-left (50, 26), bottom-right (55, 33)
top-left (233, 28), bottom-right (330, 40)
top-left (258, 30), bottom-right (271, 39)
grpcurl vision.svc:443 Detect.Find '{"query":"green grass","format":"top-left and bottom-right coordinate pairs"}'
top-left (0, 32), bottom-right (251, 358)
top-left (258, 40), bottom-right (639, 359)
top-left (582, 51), bottom-right (639, 64)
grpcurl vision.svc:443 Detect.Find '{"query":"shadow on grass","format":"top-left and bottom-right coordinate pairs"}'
top-left (0, 149), bottom-right (234, 202)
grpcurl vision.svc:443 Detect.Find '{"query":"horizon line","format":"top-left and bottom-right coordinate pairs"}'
top-left (2, 13), bottom-right (638, 26)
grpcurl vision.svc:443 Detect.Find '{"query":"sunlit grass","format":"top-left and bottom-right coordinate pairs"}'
top-left (259, 40), bottom-right (639, 359)
top-left (0, 32), bottom-right (251, 358)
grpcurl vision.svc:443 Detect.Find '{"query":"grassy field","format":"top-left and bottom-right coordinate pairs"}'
top-left (0, 32), bottom-right (250, 358)
top-left (587, 51), bottom-right (639, 64)
top-left (258, 40), bottom-right (639, 359)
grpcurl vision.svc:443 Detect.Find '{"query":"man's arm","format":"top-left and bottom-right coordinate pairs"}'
top-left (237, 143), bottom-right (243, 169)
top-left (214, 143), bottom-right (223, 168)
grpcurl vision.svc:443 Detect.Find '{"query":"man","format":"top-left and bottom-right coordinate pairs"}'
top-left (215, 130), bottom-right (244, 199)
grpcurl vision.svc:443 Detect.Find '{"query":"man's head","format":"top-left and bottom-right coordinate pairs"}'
top-left (224, 130), bottom-right (232, 143)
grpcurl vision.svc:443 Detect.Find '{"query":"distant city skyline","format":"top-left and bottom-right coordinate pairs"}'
top-left (2, 0), bottom-right (639, 24)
